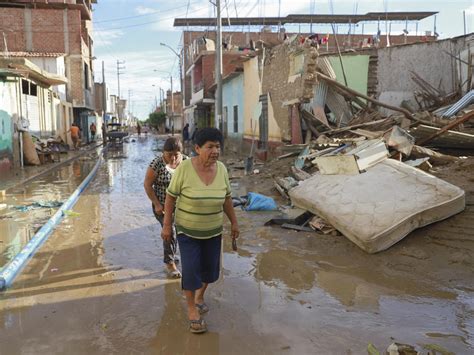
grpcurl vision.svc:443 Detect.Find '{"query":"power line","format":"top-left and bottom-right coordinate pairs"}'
top-left (0, 4), bottom-right (209, 32)
top-left (94, 1), bottom-right (200, 23)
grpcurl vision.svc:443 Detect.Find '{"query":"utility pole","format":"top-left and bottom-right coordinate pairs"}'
top-left (116, 60), bottom-right (125, 99)
top-left (170, 75), bottom-right (174, 135)
top-left (463, 11), bottom-right (466, 35)
top-left (102, 61), bottom-right (106, 115)
top-left (128, 89), bottom-right (132, 125)
top-left (215, 0), bottom-right (223, 131)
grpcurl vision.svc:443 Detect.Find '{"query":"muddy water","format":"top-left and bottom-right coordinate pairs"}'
top-left (0, 136), bottom-right (472, 354)
top-left (0, 156), bottom-right (97, 268)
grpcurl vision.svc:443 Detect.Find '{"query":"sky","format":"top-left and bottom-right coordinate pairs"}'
top-left (91, 0), bottom-right (473, 120)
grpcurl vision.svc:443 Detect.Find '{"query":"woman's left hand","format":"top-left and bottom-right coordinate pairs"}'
top-left (230, 223), bottom-right (240, 240)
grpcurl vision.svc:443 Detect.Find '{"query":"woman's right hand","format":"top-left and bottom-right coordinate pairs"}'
top-left (161, 224), bottom-right (172, 242)
top-left (154, 203), bottom-right (163, 215)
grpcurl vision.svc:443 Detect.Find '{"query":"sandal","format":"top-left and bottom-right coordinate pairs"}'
top-left (165, 264), bottom-right (182, 279)
top-left (189, 318), bottom-right (207, 334)
top-left (169, 269), bottom-right (182, 279)
top-left (196, 303), bottom-right (209, 315)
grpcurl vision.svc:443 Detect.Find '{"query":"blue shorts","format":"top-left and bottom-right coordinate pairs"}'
top-left (177, 234), bottom-right (222, 291)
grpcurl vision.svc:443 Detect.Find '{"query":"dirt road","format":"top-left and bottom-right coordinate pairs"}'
top-left (0, 136), bottom-right (472, 354)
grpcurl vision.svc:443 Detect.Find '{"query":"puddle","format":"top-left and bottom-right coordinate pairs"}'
top-left (0, 156), bottom-right (96, 268)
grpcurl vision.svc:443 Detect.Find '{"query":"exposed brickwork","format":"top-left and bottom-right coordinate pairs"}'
top-left (166, 91), bottom-right (183, 115)
top-left (0, 9), bottom-right (26, 52)
top-left (31, 9), bottom-right (65, 52)
top-left (262, 43), bottom-right (318, 141)
top-left (195, 52), bottom-right (243, 98)
top-left (0, 4), bottom-right (94, 110)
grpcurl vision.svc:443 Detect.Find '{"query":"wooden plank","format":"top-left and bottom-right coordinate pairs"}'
top-left (415, 111), bottom-right (474, 146)
top-left (317, 72), bottom-right (416, 120)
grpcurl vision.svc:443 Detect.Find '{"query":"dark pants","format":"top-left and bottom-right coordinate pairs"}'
top-left (152, 204), bottom-right (178, 265)
top-left (177, 234), bottom-right (222, 291)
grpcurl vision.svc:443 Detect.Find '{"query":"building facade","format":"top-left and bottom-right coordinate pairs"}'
top-left (0, 0), bottom-right (98, 155)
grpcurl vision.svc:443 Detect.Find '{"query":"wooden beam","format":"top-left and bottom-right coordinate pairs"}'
top-left (417, 110), bottom-right (474, 146)
top-left (317, 72), bottom-right (416, 120)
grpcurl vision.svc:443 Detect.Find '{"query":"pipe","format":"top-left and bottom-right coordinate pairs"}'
top-left (0, 152), bottom-right (103, 291)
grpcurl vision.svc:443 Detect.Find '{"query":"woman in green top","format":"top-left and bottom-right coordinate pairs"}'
top-left (162, 127), bottom-right (239, 334)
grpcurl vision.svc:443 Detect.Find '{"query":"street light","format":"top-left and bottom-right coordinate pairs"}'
top-left (160, 43), bottom-right (183, 135)
top-left (154, 69), bottom-right (175, 135)
top-left (160, 42), bottom-right (180, 58)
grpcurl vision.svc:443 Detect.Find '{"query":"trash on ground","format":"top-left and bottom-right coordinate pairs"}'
top-left (243, 192), bottom-right (278, 211)
top-left (13, 200), bottom-right (64, 212)
top-left (63, 210), bottom-right (81, 217)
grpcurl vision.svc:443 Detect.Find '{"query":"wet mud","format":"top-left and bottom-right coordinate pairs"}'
top-left (0, 136), bottom-right (472, 354)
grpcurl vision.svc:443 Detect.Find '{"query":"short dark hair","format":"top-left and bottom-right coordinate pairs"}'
top-left (163, 136), bottom-right (183, 152)
top-left (194, 127), bottom-right (223, 147)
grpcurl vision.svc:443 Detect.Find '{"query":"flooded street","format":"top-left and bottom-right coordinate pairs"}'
top-left (0, 136), bottom-right (472, 354)
top-left (0, 155), bottom-right (97, 268)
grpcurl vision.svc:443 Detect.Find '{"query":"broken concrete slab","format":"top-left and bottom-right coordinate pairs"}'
top-left (289, 159), bottom-right (465, 253)
top-left (313, 139), bottom-right (388, 175)
top-left (385, 126), bottom-right (415, 156)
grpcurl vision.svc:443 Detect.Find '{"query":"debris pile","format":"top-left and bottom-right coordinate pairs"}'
top-left (269, 60), bottom-right (473, 253)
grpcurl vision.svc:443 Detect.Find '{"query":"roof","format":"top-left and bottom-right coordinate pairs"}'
top-left (174, 12), bottom-right (438, 27)
top-left (0, 52), bottom-right (65, 58)
top-left (0, 58), bottom-right (68, 86)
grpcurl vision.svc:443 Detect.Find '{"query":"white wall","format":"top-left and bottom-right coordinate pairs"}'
top-left (376, 35), bottom-right (473, 115)
top-left (29, 56), bottom-right (67, 101)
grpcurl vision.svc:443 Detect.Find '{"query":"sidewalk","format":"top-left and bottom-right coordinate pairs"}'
top-left (0, 142), bottom-right (104, 193)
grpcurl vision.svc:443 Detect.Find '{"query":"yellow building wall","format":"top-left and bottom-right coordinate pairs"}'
top-left (243, 57), bottom-right (260, 139)
top-left (243, 57), bottom-right (282, 142)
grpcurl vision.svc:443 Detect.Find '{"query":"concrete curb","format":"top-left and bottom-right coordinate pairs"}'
top-left (0, 150), bottom-right (103, 291)
top-left (2, 142), bottom-right (104, 194)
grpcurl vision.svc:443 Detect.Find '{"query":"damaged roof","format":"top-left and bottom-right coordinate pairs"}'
top-left (174, 12), bottom-right (438, 27)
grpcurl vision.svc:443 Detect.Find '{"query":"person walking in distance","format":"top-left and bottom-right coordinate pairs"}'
top-left (144, 136), bottom-right (188, 278)
top-left (90, 122), bottom-right (97, 142)
top-left (182, 123), bottom-right (190, 153)
top-left (68, 123), bottom-right (81, 150)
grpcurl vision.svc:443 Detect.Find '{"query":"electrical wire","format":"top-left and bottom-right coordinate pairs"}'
top-left (94, 2), bottom-right (200, 23)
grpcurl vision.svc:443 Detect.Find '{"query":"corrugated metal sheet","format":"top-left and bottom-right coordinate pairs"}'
top-left (442, 90), bottom-right (474, 118)
top-left (326, 87), bottom-right (352, 125)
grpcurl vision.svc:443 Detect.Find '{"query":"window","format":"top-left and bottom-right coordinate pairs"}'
top-left (223, 106), bottom-right (228, 133)
top-left (84, 63), bottom-right (90, 89)
top-left (30, 83), bottom-right (37, 96)
top-left (22, 79), bottom-right (29, 94)
top-left (233, 105), bottom-right (238, 133)
top-left (21, 79), bottom-right (38, 96)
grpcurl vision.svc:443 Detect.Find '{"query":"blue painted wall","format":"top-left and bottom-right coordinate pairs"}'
top-left (222, 74), bottom-right (244, 138)
top-left (0, 81), bottom-right (14, 172)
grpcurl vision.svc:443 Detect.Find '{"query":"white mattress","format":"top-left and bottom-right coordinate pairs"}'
top-left (289, 159), bottom-right (465, 253)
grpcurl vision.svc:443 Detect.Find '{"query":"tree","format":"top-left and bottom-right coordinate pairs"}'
top-left (147, 111), bottom-right (166, 129)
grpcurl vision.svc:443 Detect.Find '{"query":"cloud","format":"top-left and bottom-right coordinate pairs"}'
top-left (93, 49), bottom-right (179, 118)
top-left (93, 29), bottom-right (124, 47)
top-left (466, 5), bottom-right (474, 15)
top-left (135, 6), bottom-right (157, 15)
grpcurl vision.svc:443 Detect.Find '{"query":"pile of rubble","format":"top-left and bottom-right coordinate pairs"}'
top-left (271, 66), bottom-right (473, 253)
